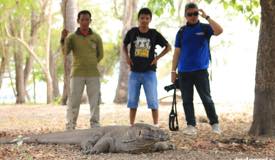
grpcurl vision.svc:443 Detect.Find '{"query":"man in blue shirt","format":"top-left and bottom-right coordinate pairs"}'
top-left (171, 2), bottom-right (223, 135)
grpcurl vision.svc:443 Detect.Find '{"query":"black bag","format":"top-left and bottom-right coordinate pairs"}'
top-left (169, 86), bottom-right (179, 131)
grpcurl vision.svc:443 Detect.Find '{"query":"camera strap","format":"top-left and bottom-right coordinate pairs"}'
top-left (169, 86), bottom-right (179, 131)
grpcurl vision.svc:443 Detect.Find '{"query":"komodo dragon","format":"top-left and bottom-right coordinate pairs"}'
top-left (0, 123), bottom-right (174, 154)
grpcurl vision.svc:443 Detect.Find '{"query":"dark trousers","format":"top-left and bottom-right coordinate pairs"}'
top-left (178, 69), bottom-right (218, 126)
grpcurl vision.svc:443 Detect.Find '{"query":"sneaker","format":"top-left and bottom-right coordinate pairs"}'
top-left (182, 125), bottom-right (197, 135)
top-left (211, 123), bottom-right (221, 134)
top-left (153, 124), bottom-right (160, 128)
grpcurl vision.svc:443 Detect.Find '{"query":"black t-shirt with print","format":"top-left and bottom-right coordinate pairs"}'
top-left (123, 27), bottom-right (168, 72)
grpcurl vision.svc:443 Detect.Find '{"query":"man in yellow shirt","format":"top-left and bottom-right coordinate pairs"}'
top-left (61, 10), bottom-right (104, 130)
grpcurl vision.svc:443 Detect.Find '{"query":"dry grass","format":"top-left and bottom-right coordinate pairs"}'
top-left (0, 103), bottom-right (274, 160)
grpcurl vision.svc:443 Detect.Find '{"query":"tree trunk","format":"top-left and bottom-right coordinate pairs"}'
top-left (24, 10), bottom-right (42, 101)
top-left (177, 0), bottom-right (183, 25)
top-left (249, 0), bottom-right (275, 137)
top-left (61, 54), bottom-right (72, 105)
top-left (46, 0), bottom-right (53, 104)
top-left (0, 41), bottom-right (9, 89)
top-left (113, 0), bottom-right (137, 103)
top-left (5, 1), bottom-right (55, 104)
top-left (7, 64), bottom-right (16, 97)
top-left (32, 69), bottom-right (37, 103)
top-left (61, 0), bottom-right (77, 105)
top-left (50, 48), bottom-right (61, 98)
top-left (14, 43), bottom-right (25, 104)
top-left (8, 18), bottom-right (26, 104)
top-left (0, 55), bottom-right (6, 88)
top-left (24, 56), bottom-right (33, 101)
top-left (46, 74), bottom-right (53, 104)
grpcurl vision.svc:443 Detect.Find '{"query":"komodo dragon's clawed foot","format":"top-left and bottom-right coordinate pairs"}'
top-left (152, 142), bottom-right (176, 152)
top-left (81, 140), bottom-right (96, 154)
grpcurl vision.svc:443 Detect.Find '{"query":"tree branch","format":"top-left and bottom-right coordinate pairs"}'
top-left (53, 47), bottom-right (61, 60)
top-left (112, 0), bottom-right (123, 20)
top-left (5, 24), bottom-right (48, 75)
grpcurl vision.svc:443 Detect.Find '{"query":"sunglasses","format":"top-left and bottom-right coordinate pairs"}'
top-left (186, 11), bottom-right (199, 17)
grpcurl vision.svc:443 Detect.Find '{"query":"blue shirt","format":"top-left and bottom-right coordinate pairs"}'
top-left (175, 22), bottom-right (213, 72)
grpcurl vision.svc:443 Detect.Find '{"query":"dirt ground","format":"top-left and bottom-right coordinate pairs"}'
top-left (0, 101), bottom-right (274, 160)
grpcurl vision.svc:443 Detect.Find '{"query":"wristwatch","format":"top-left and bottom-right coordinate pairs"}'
top-left (205, 16), bottom-right (210, 20)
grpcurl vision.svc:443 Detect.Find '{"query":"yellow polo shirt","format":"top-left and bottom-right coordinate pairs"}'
top-left (65, 28), bottom-right (104, 77)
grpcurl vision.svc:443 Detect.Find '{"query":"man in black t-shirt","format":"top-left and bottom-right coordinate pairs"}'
top-left (123, 8), bottom-right (171, 127)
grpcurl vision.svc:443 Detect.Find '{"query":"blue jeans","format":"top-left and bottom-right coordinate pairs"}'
top-left (178, 69), bottom-right (219, 126)
top-left (127, 71), bottom-right (158, 109)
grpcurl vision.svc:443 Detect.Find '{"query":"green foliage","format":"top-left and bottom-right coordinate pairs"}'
top-left (147, 0), bottom-right (260, 25)
top-left (0, 0), bottom-right (42, 62)
top-left (32, 67), bottom-right (44, 82)
top-left (1, 0), bottom-right (121, 83)
top-left (0, 0), bottom-right (39, 20)
top-left (205, 0), bottom-right (260, 25)
top-left (147, 0), bottom-right (175, 16)
top-left (52, 96), bottom-right (62, 105)
top-left (98, 42), bottom-right (120, 76)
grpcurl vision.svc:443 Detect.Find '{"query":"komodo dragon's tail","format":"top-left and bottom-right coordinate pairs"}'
top-left (0, 136), bottom-right (31, 144)
top-left (0, 129), bottom-right (94, 145)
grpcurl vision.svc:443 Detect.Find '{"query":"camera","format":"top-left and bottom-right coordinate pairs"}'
top-left (164, 79), bottom-right (180, 92)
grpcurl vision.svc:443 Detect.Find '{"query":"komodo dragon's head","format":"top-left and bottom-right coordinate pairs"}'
top-left (124, 123), bottom-right (169, 142)
top-left (121, 123), bottom-right (170, 153)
